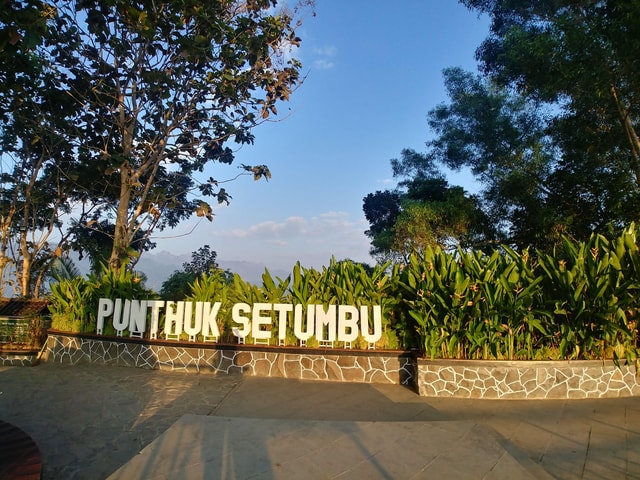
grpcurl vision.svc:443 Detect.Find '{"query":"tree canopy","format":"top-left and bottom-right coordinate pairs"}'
top-left (160, 245), bottom-right (231, 299)
top-left (462, 0), bottom-right (640, 244)
top-left (60, 0), bottom-right (308, 272)
top-left (364, 0), bottom-right (640, 259)
top-left (363, 148), bottom-right (492, 262)
top-left (0, 0), bottom-right (311, 297)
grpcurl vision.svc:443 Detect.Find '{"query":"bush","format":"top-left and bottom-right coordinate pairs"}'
top-left (49, 265), bottom-right (155, 334)
top-left (47, 226), bottom-right (640, 360)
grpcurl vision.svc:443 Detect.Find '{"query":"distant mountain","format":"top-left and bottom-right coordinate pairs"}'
top-left (135, 251), bottom-right (189, 290)
top-left (218, 260), bottom-right (291, 285)
top-left (136, 251), bottom-right (290, 290)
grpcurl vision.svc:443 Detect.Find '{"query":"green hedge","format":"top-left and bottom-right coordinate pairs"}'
top-left (49, 226), bottom-right (640, 360)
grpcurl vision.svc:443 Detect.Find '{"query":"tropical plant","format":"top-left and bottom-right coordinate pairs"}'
top-left (49, 264), bottom-right (155, 334)
top-left (49, 276), bottom-right (95, 332)
top-left (186, 270), bottom-right (235, 343)
top-left (46, 227), bottom-right (640, 360)
top-left (538, 228), bottom-right (640, 362)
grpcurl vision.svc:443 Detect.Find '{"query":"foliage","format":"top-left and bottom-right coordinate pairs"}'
top-left (425, 68), bottom-right (563, 251)
top-left (288, 258), bottom-right (398, 348)
top-left (185, 270), bottom-right (234, 342)
top-left (48, 256), bottom-right (82, 282)
top-left (455, 0), bottom-right (640, 248)
top-left (537, 231), bottom-right (640, 361)
top-left (397, 225), bottom-right (640, 361)
top-left (160, 245), bottom-right (232, 299)
top-left (0, 1), bottom-right (82, 298)
top-left (70, 220), bottom-right (155, 275)
top-left (365, 3), bottom-right (640, 257)
top-left (0, 1), bottom-right (312, 297)
top-left (362, 190), bottom-right (403, 262)
top-left (160, 271), bottom-right (196, 301)
top-left (49, 264), bottom-right (154, 333)
top-left (49, 276), bottom-right (96, 332)
top-left (363, 148), bottom-right (494, 262)
top-left (47, 227), bottom-right (640, 359)
top-left (47, 0), bottom-right (310, 272)
top-left (463, 0), bottom-right (640, 160)
top-left (182, 245), bottom-right (220, 276)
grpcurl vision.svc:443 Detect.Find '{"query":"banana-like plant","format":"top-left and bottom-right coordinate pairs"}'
top-left (49, 276), bottom-right (95, 332)
top-left (186, 271), bottom-right (234, 342)
top-left (49, 264), bottom-right (155, 334)
top-left (538, 228), bottom-right (639, 361)
top-left (46, 225), bottom-right (640, 359)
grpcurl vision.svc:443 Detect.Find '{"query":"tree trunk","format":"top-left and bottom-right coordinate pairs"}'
top-left (19, 226), bottom-right (31, 298)
top-left (109, 165), bottom-right (133, 274)
top-left (611, 84), bottom-right (640, 189)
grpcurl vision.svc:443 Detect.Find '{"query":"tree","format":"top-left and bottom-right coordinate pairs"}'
top-left (0, 1), bottom-right (84, 297)
top-left (363, 148), bottom-right (492, 262)
top-left (426, 67), bottom-right (564, 250)
top-left (160, 245), bottom-right (231, 298)
top-left (459, 0), bottom-right (640, 235)
top-left (426, 62), bottom-right (640, 251)
top-left (464, 0), bottom-right (640, 164)
top-left (70, 220), bottom-right (155, 275)
top-left (362, 190), bottom-right (402, 262)
top-left (50, 0), bottom-right (311, 273)
top-left (181, 245), bottom-right (220, 276)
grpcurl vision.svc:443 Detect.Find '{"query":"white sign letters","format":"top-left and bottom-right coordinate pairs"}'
top-left (96, 298), bottom-right (383, 344)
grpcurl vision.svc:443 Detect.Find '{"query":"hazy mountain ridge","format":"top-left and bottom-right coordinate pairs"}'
top-left (136, 251), bottom-right (290, 290)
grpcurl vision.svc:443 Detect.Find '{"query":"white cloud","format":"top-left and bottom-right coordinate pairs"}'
top-left (223, 212), bottom-right (360, 239)
top-left (150, 212), bottom-right (374, 271)
top-left (212, 211), bottom-right (372, 269)
top-left (310, 45), bottom-right (337, 70)
top-left (312, 46), bottom-right (337, 57)
top-left (226, 216), bottom-right (307, 239)
top-left (313, 59), bottom-right (334, 70)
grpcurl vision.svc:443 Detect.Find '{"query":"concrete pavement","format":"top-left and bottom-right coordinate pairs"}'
top-left (1, 363), bottom-right (639, 479)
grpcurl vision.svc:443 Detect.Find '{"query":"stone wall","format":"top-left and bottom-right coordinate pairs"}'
top-left (40, 333), bottom-right (640, 399)
top-left (417, 359), bottom-right (640, 399)
top-left (0, 350), bottom-right (38, 366)
top-left (43, 332), bottom-right (416, 386)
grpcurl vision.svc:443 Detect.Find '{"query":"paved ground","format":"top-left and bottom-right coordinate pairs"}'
top-left (0, 363), bottom-right (639, 479)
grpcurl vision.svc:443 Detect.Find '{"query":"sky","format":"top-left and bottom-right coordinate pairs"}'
top-left (150, 1), bottom-right (490, 273)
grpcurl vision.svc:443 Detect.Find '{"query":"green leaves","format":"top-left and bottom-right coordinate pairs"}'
top-left (47, 226), bottom-right (640, 360)
top-left (0, 0), bottom-right (310, 278)
top-left (396, 225), bottom-right (640, 361)
top-left (49, 264), bottom-right (155, 334)
top-left (537, 226), bottom-right (640, 362)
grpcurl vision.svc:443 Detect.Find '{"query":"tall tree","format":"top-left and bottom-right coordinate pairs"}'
top-left (1, 1), bottom-right (83, 297)
top-left (160, 244), bottom-right (230, 298)
top-left (427, 61), bottom-right (640, 251)
top-left (427, 67), bottom-right (565, 250)
top-left (363, 148), bottom-right (492, 262)
top-left (53, 0), bottom-right (310, 273)
top-left (362, 190), bottom-right (402, 262)
top-left (460, 0), bottom-right (640, 231)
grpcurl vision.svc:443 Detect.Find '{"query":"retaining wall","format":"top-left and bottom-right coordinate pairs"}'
top-left (43, 332), bottom-right (415, 386)
top-left (40, 332), bottom-right (640, 399)
top-left (417, 358), bottom-right (640, 399)
top-left (0, 350), bottom-right (38, 366)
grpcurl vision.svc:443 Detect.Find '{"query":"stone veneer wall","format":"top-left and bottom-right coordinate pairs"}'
top-left (0, 350), bottom-right (38, 366)
top-left (39, 333), bottom-right (640, 399)
top-left (417, 359), bottom-right (640, 399)
top-left (43, 332), bottom-right (416, 386)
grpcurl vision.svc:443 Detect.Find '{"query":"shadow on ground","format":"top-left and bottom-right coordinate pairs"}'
top-left (1, 364), bottom-right (640, 479)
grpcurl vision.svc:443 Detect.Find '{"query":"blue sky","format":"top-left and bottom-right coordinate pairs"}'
top-left (151, 1), bottom-right (490, 272)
